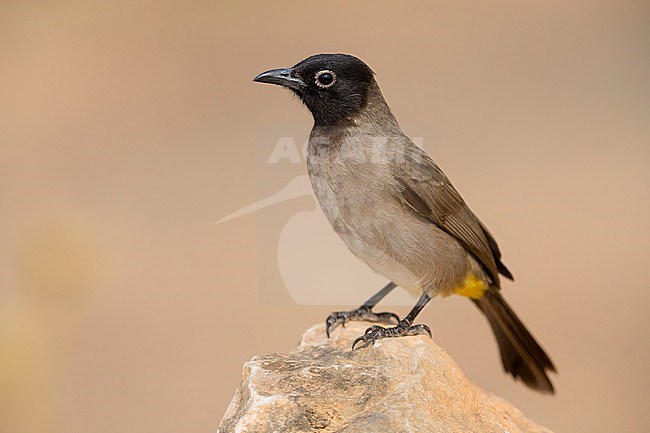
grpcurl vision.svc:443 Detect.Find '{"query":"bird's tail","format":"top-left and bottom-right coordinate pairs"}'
top-left (473, 290), bottom-right (556, 393)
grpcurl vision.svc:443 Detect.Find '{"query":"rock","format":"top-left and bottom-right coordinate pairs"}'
top-left (217, 322), bottom-right (553, 433)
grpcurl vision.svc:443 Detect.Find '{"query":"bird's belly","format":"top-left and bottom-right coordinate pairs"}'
top-left (338, 230), bottom-right (427, 296)
top-left (315, 187), bottom-right (467, 295)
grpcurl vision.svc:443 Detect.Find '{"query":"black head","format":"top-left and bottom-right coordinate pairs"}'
top-left (254, 53), bottom-right (375, 126)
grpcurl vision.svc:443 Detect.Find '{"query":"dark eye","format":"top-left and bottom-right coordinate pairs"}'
top-left (315, 70), bottom-right (336, 88)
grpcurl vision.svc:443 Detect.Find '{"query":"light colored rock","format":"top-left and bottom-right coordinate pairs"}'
top-left (218, 322), bottom-right (553, 433)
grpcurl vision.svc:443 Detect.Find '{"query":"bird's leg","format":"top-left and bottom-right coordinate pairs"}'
top-left (325, 282), bottom-right (400, 337)
top-left (352, 293), bottom-right (432, 350)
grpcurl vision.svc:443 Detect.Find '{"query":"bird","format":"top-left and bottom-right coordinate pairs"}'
top-left (253, 53), bottom-right (556, 393)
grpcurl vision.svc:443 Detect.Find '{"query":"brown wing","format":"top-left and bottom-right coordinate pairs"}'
top-left (393, 142), bottom-right (512, 284)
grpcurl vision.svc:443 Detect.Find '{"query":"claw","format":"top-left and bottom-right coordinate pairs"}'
top-left (352, 325), bottom-right (383, 350)
top-left (325, 311), bottom-right (348, 338)
top-left (325, 307), bottom-right (400, 338)
top-left (350, 322), bottom-right (432, 350)
top-left (352, 335), bottom-right (369, 350)
top-left (405, 324), bottom-right (432, 338)
top-left (325, 313), bottom-right (338, 338)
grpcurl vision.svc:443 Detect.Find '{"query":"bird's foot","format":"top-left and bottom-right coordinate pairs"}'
top-left (352, 321), bottom-right (432, 350)
top-left (325, 306), bottom-right (399, 338)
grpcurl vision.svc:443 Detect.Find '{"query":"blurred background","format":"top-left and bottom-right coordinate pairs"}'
top-left (1, 1), bottom-right (648, 432)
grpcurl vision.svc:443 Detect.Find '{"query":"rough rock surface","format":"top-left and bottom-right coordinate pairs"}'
top-left (217, 322), bottom-right (553, 433)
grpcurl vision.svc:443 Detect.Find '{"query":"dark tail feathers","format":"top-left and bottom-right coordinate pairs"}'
top-left (473, 290), bottom-right (556, 393)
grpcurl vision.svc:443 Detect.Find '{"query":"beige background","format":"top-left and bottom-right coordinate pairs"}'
top-left (1, 1), bottom-right (649, 432)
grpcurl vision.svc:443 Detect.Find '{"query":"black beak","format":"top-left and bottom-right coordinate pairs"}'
top-left (253, 68), bottom-right (305, 91)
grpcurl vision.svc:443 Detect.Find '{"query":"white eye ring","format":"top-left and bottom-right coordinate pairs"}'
top-left (315, 70), bottom-right (336, 88)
